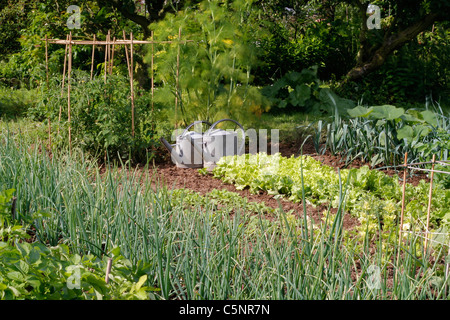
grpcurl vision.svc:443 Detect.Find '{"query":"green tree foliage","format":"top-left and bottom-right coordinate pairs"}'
top-left (0, 1), bottom-right (32, 60)
top-left (0, 0), bottom-right (140, 88)
top-left (255, 0), bottom-right (449, 105)
top-left (341, 0), bottom-right (449, 83)
top-left (1, 0), bottom-right (448, 119)
top-left (94, 0), bottom-right (201, 39)
top-left (340, 21), bottom-right (449, 104)
top-left (253, 1), bottom-right (357, 83)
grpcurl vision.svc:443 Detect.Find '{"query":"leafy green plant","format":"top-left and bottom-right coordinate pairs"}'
top-left (350, 104), bottom-right (449, 164)
top-left (0, 241), bottom-right (159, 300)
top-left (0, 189), bottom-right (27, 243)
top-left (435, 164), bottom-right (450, 190)
top-left (261, 66), bottom-right (355, 115)
top-left (148, 0), bottom-right (269, 126)
top-left (213, 153), bottom-right (450, 245)
top-left (171, 188), bottom-right (277, 216)
top-left (0, 187), bottom-right (158, 300)
top-left (29, 71), bottom-right (171, 163)
top-left (307, 103), bottom-right (450, 167)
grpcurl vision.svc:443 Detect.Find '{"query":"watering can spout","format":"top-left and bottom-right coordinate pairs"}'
top-left (160, 137), bottom-right (184, 165)
top-left (160, 137), bottom-right (173, 153)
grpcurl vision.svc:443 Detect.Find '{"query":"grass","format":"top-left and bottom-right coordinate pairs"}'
top-left (1, 130), bottom-right (449, 299)
top-left (0, 117), bottom-right (48, 144)
top-left (0, 87), bottom-right (39, 119)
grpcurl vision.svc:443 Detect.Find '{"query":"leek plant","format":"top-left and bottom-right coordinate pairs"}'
top-left (304, 102), bottom-right (450, 167)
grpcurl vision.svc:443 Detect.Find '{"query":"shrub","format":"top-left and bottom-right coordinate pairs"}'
top-left (0, 88), bottom-right (39, 119)
top-left (147, 0), bottom-right (270, 125)
top-left (261, 66), bottom-right (355, 115)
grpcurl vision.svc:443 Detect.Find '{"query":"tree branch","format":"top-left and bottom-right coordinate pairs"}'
top-left (343, 11), bottom-right (440, 82)
top-left (96, 0), bottom-right (183, 39)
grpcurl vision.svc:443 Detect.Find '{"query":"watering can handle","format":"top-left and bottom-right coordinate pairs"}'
top-left (206, 119), bottom-right (246, 155)
top-left (181, 120), bottom-right (212, 137)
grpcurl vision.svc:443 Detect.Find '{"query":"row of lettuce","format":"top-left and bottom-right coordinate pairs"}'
top-left (212, 153), bottom-right (450, 245)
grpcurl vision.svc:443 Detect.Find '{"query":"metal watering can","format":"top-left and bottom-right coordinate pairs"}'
top-left (160, 119), bottom-right (245, 170)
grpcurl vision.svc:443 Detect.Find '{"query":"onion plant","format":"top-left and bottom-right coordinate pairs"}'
top-left (0, 130), bottom-right (448, 300)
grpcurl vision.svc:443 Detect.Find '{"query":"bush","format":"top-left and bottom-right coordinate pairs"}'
top-left (261, 66), bottom-right (355, 115)
top-left (29, 71), bottom-right (171, 163)
top-left (255, 14), bottom-right (356, 85)
top-left (148, 0), bottom-right (270, 125)
top-left (0, 88), bottom-right (39, 119)
top-left (335, 24), bottom-right (450, 107)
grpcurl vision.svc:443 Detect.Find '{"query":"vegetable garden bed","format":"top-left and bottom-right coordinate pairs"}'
top-left (1, 133), bottom-right (449, 300)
